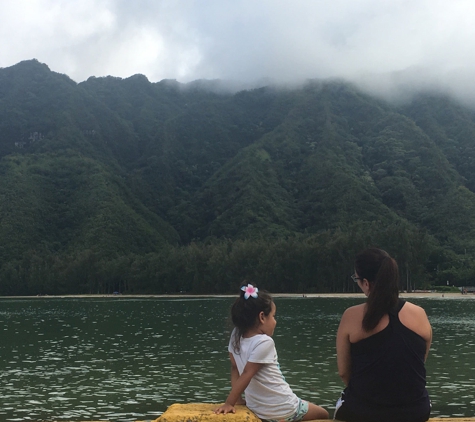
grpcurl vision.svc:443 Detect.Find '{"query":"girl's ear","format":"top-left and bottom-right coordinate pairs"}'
top-left (258, 311), bottom-right (265, 324)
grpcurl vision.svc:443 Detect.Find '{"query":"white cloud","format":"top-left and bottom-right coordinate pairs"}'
top-left (1, 0), bottom-right (475, 101)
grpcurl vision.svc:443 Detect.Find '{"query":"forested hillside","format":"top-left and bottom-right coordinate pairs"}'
top-left (1, 59), bottom-right (475, 295)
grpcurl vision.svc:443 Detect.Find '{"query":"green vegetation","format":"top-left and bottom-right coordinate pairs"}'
top-left (431, 285), bottom-right (461, 293)
top-left (1, 60), bottom-right (475, 294)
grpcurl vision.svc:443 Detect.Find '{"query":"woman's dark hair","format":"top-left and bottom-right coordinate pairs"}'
top-left (231, 281), bottom-right (273, 353)
top-left (354, 248), bottom-right (399, 332)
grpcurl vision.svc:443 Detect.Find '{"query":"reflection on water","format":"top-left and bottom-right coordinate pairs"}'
top-left (0, 296), bottom-right (474, 421)
top-left (0, 298), bottom-right (233, 421)
top-left (424, 300), bottom-right (475, 417)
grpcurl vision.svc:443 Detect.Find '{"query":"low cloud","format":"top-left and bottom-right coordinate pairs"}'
top-left (1, 0), bottom-right (475, 103)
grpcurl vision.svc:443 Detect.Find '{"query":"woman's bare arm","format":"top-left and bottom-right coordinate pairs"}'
top-left (336, 309), bottom-right (353, 386)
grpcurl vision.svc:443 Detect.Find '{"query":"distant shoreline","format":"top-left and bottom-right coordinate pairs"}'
top-left (0, 292), bottom-right (471, 299)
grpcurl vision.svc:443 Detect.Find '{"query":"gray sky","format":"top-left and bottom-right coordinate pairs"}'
top-left (2, 0), bottom-right (475, 101)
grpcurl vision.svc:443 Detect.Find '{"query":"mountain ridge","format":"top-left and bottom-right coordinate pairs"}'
top-left (1, 59), bottom-right (474, 294)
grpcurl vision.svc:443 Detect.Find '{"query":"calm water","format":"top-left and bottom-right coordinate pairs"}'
top-left (1, 296), bottom-right (475, 421)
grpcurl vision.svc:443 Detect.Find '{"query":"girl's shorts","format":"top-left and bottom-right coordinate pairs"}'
top-left (267, 398), bottom-right (309, 422)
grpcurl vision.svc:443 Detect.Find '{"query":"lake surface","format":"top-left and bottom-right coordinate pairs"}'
top-left (1, 296), bottom-right (475, 421)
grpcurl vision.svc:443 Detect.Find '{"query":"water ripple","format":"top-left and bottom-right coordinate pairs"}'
top-left (0, 297), bottom-right (474, 420)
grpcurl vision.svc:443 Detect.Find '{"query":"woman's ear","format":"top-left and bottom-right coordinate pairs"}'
top-left (364, 278), bottom-right (372, 292)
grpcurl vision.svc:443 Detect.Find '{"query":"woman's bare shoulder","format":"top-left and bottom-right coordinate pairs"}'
top-left (400, 301), bottom-right (431, 339)
top-left (402, 301), bottom-right (429, 318)
top-left (341, 303), bottom-right (365, 322)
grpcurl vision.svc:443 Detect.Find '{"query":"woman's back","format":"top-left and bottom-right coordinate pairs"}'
top-left (335, 248), bottom-right (431, 422)
top-left (342, 300), bottom-right (430, 422)
top-left (344, 301), bottom-right (431, 354)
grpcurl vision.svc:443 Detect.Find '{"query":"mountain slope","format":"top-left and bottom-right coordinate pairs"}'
top-left (2, 60), bottom-right (475, 293)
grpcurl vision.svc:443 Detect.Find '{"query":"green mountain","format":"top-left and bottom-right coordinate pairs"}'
top-left (1, 59), bottom-right (475, 294)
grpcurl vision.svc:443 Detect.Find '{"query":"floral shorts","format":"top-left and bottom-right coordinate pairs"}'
top-left (267, 399), bottom-right (309, 422)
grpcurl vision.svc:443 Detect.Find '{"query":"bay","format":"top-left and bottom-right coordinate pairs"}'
top-left (0, 296), bottom-right (474, 421)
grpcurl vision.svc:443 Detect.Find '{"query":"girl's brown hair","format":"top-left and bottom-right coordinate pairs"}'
top-left (230, 281), bottom-right (273, 353)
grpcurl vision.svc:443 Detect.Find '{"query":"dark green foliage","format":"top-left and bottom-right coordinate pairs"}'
top-left (431, 285), bottom-right (460, 293)
top-left (1, 60), bottom-right (475, 294)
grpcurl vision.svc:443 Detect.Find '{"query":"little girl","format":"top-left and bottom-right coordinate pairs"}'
top-left (214, 283), bottom-right (329, 421)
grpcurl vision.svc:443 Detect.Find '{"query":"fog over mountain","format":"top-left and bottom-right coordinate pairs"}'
top-left (2, 0), bottom-right (475, 104)
top-left (2, 58), bottom-right (475, 295)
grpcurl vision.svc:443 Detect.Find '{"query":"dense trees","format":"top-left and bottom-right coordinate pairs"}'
top-left (0, 222), bottom-right (456, 295)
top-left (1, 60), bottom-right (475, 295)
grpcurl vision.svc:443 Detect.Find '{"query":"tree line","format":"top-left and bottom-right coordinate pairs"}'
top-left (1, 221), bottom-right (470, 296)
top-left (2, 61), bottom-right (475, 295)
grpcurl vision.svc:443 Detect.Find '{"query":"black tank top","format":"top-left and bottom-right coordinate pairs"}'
top-left (343, 299), bottom-right (430, 422)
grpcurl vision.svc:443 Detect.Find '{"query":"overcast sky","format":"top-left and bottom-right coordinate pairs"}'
top-left (2, 0), bottom-right (475, 101)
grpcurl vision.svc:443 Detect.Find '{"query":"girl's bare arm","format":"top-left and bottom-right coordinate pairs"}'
top-left (214, 356), bottom-right (262, 414)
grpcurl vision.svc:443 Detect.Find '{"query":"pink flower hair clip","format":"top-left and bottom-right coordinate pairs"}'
top-left (241, 284), bottom-right (259, 299)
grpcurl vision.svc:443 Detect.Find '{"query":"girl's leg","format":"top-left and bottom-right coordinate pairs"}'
top-left (302, 402), bottom-right (329, 420)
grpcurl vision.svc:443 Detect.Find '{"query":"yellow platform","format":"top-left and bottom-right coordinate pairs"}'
top-left (152, 403), bottom-right (475, 422)
top-left (154, 403), bottom-right (260, 422)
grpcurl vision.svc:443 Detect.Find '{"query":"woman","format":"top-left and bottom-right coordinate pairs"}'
top-left (334, 248), bottom-right (432, 422)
